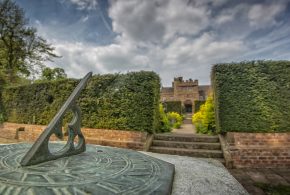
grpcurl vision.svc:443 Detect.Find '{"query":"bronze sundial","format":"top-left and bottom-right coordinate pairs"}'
top-left (0, 72), bottom-right (175, 194)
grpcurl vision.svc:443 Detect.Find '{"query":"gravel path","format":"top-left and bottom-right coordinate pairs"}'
top-left (142, 151), bottom-right (249, 195)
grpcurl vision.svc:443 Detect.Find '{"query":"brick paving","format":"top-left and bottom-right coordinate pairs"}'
top-left (229, 168), bottom-right (290, 195)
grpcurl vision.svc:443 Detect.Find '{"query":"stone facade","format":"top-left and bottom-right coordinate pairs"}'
top-left (161, 77), bottom-right (211, 113)
top-left (225, 132), bottom-right (290, 168)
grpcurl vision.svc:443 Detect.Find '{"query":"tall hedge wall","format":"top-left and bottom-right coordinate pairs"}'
top-left (162, 101), bottom-right (183, 114)
top-left (1, 71), bottom-right (161, 133)
top-left (0, 86), bottom-right (4, 124)
top-left (0, 74), bottom-right (5, 123)
top-left (211, 61), bottom-right (290, 133)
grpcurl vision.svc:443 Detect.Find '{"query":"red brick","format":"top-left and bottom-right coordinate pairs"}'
top-left (0, 122), bottom-right (147, 150)
top-left (225, 132), bottom-right (290, 168)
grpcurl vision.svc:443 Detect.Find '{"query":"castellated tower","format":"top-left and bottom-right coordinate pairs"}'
top-left (161, 77), bottom-right (211, 113)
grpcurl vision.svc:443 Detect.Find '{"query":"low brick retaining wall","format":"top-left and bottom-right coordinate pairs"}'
top-left (0, 122), bottom-right (148, 150)
top-left (225, 132), bottom-right (290, 168)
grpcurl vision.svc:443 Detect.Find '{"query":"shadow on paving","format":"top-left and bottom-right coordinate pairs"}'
top-left (229, 168), bottom-right (290, 195)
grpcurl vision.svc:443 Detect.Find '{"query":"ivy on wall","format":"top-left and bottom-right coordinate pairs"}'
top-left (1, 71), bottom-right (161, 133)
top-left (211, 60), bottom-right (290, 133)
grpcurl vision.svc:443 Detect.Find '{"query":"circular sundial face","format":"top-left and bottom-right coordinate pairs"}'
top-left (0, 143), bottom-right (174, 195)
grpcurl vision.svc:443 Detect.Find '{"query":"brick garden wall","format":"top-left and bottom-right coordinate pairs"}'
top-left (226, 132), bottom-right (290, 168)
top-left (0, 122), bottom-right (148, 150)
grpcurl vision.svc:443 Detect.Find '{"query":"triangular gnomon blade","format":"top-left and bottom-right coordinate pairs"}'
top-left (20, 72), bottom-right (92, 166)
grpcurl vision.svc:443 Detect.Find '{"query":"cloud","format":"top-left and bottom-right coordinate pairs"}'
top-left (22, 0), bottom-right (290, 86)
top-left (159, 0), bottom-right (211, 39)
top-left (248, 2), bottom-right (286, 28)
top-left (69, 0), bottom-right (98, 10)
top-left (109, 0), bottom-right (211, 43)
top-left (49, 40), bottom-right (151, 78)
top-left (109, 0), bottom-right (166, 43)
top-left (163, 33), bottom-right (246, 67)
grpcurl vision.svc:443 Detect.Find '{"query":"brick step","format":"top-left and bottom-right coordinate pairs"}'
top-left (152, 140), bottom-right (221, 150)
top-left (154, 134), bottom-right (219, 143)
top-left (86, 138), bottom-right (144, 150)
top-left (149, 146), bottom-right (223, 158)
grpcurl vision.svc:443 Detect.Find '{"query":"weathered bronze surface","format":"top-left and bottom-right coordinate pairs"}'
top-left (0, 143), bottom-right (175, 194)
top-left (20, 72), bottom-right (92, 166)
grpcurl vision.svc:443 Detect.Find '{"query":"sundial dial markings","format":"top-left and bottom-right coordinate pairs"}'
top-left (0, 184), bottom-right (6, 192)
top-left (101, 178), bottom-right (141, 194)
top-left (113, 175), bottom-right (144, 187)
top-left (59, 158), bottom-right (69, 169)
top-left (0, 143), bottom-right (174, 194)
top-left (0, 185), bottom-right (22, 195)
top-left (0, 170), bottom-right (12, 177)
top-left (51, 187), bottom-right (72, 195)
top-left (13, 187), bottom-right (22, 195)
top-left (2, 153), bottom-right (13, 168)
top-left (51, 188), bottom-right (62, 195)
top-left (61, 173), bottom-right (82, 180)
top-left (27, 187), bottom-right (36, 195)
top-left (92, 154), bottom-right (102, 164)
top-left (2, 185), bottom-right (13, 195)
top-left (20, 173), bottom-right (28, 182)
top-left (72, 187), bottom-right (90, 195)
top-left (96, 182), bottom-right (123, 194)
top-left (42, 174), bottom-right (55, 184)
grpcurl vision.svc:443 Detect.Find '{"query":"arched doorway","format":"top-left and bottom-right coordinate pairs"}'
top-left (184, 100), bottom-right (192, 113)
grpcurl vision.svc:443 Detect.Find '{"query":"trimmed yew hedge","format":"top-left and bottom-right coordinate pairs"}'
top-left (0, 86), bottom-right (4, 124)
top-left (1, 71), bottom-right (161, 133)
top-left (211, 61), bottom-right (290, 133)
top-left (162, 101), bottom-right (183, 114)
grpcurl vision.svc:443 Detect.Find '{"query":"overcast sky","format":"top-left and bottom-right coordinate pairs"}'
top-left (15, 0), bottom-right (290, 86)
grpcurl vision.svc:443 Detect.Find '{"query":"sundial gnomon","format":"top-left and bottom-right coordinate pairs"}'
top-left (0, 72), bottom-right (174, 194)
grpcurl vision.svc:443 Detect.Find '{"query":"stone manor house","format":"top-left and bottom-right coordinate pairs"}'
top-left (161, 77), bottom-right (211, 113)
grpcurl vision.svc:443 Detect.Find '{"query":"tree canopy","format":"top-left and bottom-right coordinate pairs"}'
top-left (0, 0), bottom-right (58, 84)
top-left (41, 67), bottom-right (67, 81)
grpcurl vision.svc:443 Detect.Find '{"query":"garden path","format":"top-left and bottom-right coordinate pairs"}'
top-left (172, 113), bottom-right (196, 134)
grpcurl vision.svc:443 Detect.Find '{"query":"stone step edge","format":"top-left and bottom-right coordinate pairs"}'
top-left (152, 140), bottom-right (221, 146)
top-left (149, 146), bottom-right (223, 154)
top-left (155, 134), bottom-right (219, 138)
top-left (154, 135), bottom-right (219, 142)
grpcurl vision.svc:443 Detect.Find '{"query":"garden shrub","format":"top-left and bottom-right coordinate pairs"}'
top-left (194, 100), bottom-right (205, 112)
top-left (159, 104), bottom-right (171, 132)
top-left (167, 112), bottom-right (183, 129)
top-left (192, 95), bottom-right (216, 134)
top-left (211, 60), bottom-right (290, 133)
top-left (2, 71), bottom-right (161, 133)
top-left (162, 101), bottom-right (183, 114)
